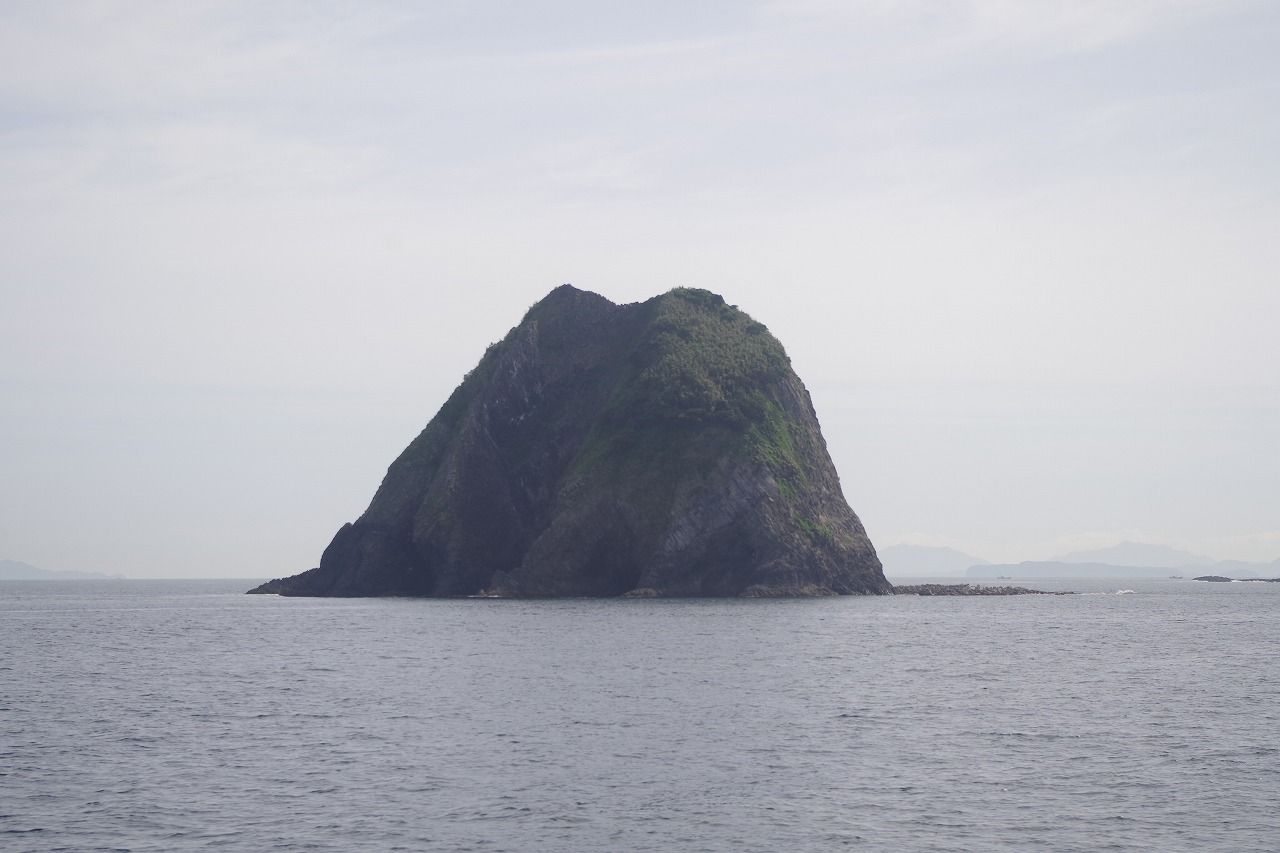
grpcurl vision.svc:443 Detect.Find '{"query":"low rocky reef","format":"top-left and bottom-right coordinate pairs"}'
top-left (1194, 575), bottom-right (1280, 583)
top-left (894, 583), bottom-right (1071, 596)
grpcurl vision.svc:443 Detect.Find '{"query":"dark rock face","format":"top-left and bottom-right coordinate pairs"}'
top-left (249, 286), bottom-right (889, 598)
top-left (1193, 575), bottom-right (1234, 583)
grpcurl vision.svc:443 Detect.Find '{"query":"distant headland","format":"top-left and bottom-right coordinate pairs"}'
top-left (0, 559), bottom-right (123, 581)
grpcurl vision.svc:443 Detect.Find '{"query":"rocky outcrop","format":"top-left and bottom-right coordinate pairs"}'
top-left (894, 583), bottom-right (1070, 596)
top-left (249, 286), bottom-right (889, 598)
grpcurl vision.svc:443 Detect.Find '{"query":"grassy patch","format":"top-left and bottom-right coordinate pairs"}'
top-left (795, 515), bottom-right (834, 542)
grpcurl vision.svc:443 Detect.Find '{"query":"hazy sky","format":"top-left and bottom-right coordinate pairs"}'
top-left (3, 1), bottom-right (1277, 577)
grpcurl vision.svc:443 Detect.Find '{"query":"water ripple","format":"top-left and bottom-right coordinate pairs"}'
top-left (2, 578), bottom-right (1278, 851)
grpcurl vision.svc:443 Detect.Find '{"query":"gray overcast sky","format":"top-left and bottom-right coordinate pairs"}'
top-left (2, 1), bottom-right (1277, 578)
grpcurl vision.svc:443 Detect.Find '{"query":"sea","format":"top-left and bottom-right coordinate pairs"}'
top-left (3, 577), bottom-right (1277, 852)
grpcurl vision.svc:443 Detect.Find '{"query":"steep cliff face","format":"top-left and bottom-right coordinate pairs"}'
top-left (249, 285), bottom-right (889, 597)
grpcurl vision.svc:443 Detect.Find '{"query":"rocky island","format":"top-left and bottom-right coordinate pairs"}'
top-left (250, 285), bottom-right (890, 598)
top-left (1192, 575), bottom-right (1280, 583)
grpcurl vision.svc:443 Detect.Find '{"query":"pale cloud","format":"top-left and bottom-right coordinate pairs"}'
top-left (2, 1), bottom-right (1277, 575)
top-left (766, 0), bottom-right (1237, 52)
top-left (1206, 531), bottom-right (1280, 564)
top-left (962, 0), bottom-right (1219, 50)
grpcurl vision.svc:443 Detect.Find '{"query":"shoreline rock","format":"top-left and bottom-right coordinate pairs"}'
top-left (893, 583), bottom-right (1071, 596)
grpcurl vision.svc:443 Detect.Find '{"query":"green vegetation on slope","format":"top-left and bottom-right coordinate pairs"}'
top-left (624, 288), bottom-right (791, 426)
top-left (566, 289), bottom-right (811, 512)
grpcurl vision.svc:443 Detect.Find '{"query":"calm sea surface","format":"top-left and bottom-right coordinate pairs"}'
top-left (3, 578), bottom-right (1277, 852)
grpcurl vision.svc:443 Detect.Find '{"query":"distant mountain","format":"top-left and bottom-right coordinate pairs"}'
top-left (968, 561), bottom-right (1181, 580)
top-left (1053, 542), bottom-right (1214, 568)
top-left (1208, 560), bottom-right (1264, 579)
top-left (0, 559), bottom-right (123, 580)
top-left (879, 544), bottom-right (987, 577)
top-left (969, 557), bottom-right (1276, 581)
